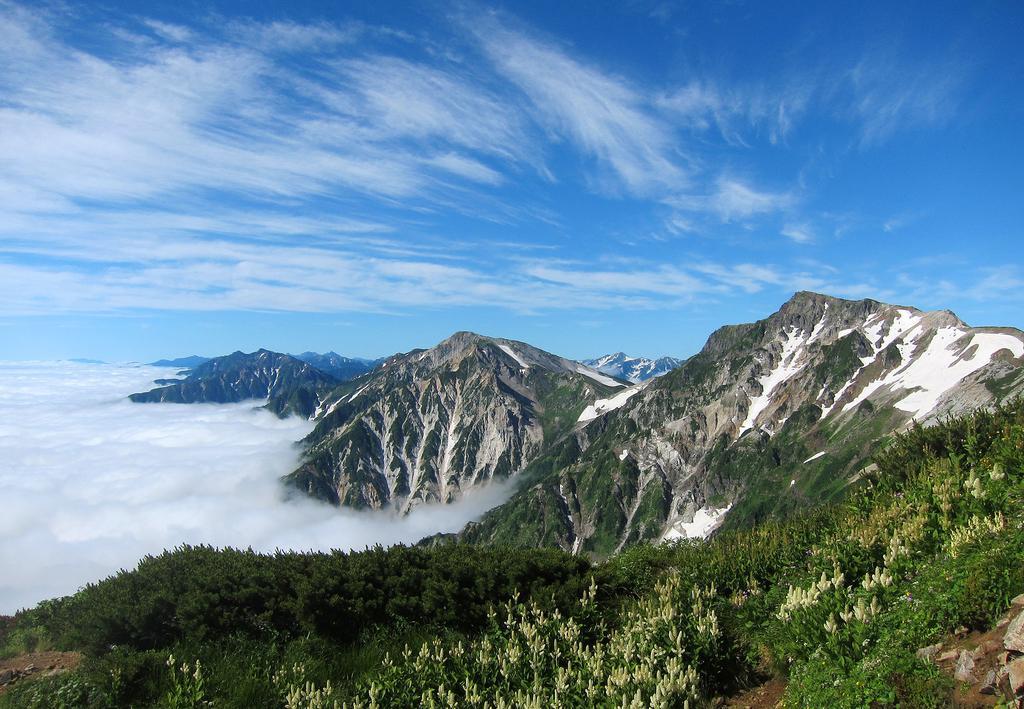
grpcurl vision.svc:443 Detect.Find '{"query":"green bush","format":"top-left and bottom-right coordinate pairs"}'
top-left (29, 544), bottom-right (592, 656)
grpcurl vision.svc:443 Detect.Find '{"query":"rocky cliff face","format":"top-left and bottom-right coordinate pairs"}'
top-left (453, 292), bottom-right (1024, 556)
top-left (284, 332), bottom-right (626, 512)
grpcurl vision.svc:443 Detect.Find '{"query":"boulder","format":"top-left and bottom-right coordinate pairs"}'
top-left (0, 668), bottom-right (15, 685)
top-left (1005, 611), bottom-right (1024, 653)
top-left (979, 669), bottom-right (998, 695)
top-left (954, 650), bottom-right (976, 683)
top-left (1008, 657), bottom-right (1024, 696)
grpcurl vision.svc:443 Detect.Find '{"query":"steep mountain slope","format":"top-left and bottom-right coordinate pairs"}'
top-left (292, 351), bottom-right (381, 381)
top-left (284, 332), bottom-right (627, 512)
top-left (451, 292), bottom-right (1024, 556)
top-left (583, 353), bottom-right (682, 382)
top-left (130, 349), bottom-right (340, 418)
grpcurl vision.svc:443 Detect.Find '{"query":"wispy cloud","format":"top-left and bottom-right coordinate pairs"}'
top-left (141, 19), bottom-right (194, 43)
top-left (846, 52), bottom-right (965, 146)
top-left (471, 15), bottom-right (686, 196)
top-left (326, 54), bottom-right (535, 165)
top-left (667, 177), bottom-right (795, 224)
top-left (0, 5), bottom-right (533, 218)
top-left (898, 266), bottom-right (1024, 309)
top-left (228, 18), bottom-right (364, 52)
top-left (881, 210), bottom-right (926, 233)
top-left (657, 81), bottom-right (810, 146)
top-left (525, 263), bottom-right (705, 298)
top-left (0, 230), bottom-right (672, 316)
top-left (0, 2), bottom-right (992, 327)
top-left (963, 267), bottom-right (1024, 303)
top-left (781, 222), bottom-right (814, 243)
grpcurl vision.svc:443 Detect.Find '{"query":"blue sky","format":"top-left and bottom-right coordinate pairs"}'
top-left (0, 0), bottom-right (1021, 362)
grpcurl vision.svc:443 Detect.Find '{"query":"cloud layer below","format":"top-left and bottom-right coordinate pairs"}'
top-left (0, 362), bottom-right (512, 614)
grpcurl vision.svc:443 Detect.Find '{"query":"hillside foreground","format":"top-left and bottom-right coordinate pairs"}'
top-left (2, 402), bottom-right (1024, 707)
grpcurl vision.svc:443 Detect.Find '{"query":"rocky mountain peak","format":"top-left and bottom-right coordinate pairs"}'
top-left (286, 332), bottom-right (625, 512)
top-left (416, 331), bottom-right (492, 369)
top-left (452, 292), bottom-right (1024, 557)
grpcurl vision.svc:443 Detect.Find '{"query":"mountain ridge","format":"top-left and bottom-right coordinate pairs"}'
top-left (438, 291), bottom-right (1024, 555)
top-left (583, 352), bottom-right (682, 383)
top-left (128, 292), bottom-right (1024, 557)
top-left (148, 355), bottom-right (210, 369)
top-left (292, 351), bottom-right (382, 381)
top-left (129, 349), bottom-right (341, 418)
top-left (284, 331), bottom-right (628, 512)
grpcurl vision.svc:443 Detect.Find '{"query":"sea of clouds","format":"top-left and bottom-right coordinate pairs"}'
top-left (0, 361), bottom-right (514, 614)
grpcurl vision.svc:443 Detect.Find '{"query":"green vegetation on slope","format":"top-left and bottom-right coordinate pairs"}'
top-left (3, 402), bottom-right (1024, 707)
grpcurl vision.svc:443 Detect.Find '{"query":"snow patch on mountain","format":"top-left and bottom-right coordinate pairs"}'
top-left (739, 328), bottom-right (808, 435)
top-left (807, 302), bottom-right (830, 343)
top-left (891, 330), bottom-right (1022, 418)
top-left (832, 322), bottom-right (1023, 420)
top-left (574, 364), bottom-right (625, 388)
top-left (661, 505), bottom-right (731, 542)
top-left (497, 344), bottom-right (529, 369)
top-left (557, 481), bottom-right (573, 529)
top-left (578, 384), bottom-right (644, 422)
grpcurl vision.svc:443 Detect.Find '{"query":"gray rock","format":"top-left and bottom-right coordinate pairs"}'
top-left (1011, 593), bottom-right (1024, 607)
top-left (937, 649), bottom-right (959, 662)
top-left (954, 649), bottom-right (976, 682)
top-left (1005, 611), bottom-right (1024, 653)
top-left (0, 668), bottom-right (14, 685)
top-left (1008, 657), bottom-right (1024, 696)
top-left (916, 643), bottom-right (942, 662)
top-left (979, 669), bottom-right (998, 695)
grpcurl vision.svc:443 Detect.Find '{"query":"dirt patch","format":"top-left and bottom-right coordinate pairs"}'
top-left (722, 677), bottom-right (787, 708)
top-left (0, 651), bottom-right (83, 694)
top-left (921, 593), bottom-right (1024, 707)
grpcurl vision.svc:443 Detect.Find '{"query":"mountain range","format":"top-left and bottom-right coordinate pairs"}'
top-left (148, 352), bottom-right (381, 380)
top-left (148, 355), bottom-right (210, 369)
top-left (130, 292), bottom-right (1024, 555)
top-left (448, 291), bottom-right (1024, 555)
top-left (291, 351), bottom-right (383, 381)
top-left (131, 349), bottom-right (342, 418)
top-left (582, 353), bottom-right (682, 382)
